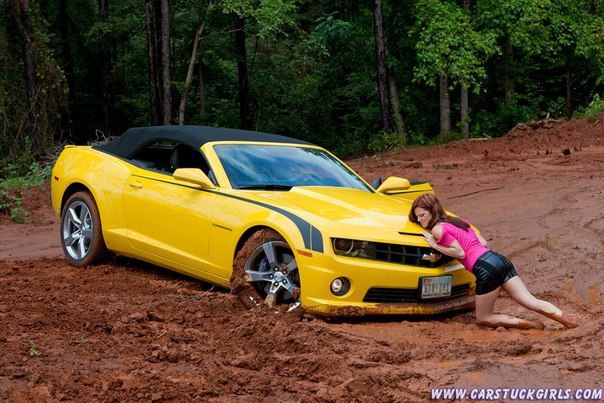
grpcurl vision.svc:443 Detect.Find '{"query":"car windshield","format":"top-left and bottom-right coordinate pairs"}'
top-left (214, 144), bottom-right (372, 191)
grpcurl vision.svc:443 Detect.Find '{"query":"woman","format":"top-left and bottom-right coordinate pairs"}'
top-left (409, 193), bottom-right (577, 330)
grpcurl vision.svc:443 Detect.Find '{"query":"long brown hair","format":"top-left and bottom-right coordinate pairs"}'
top-left (409, 193), bottom-right (470, 230)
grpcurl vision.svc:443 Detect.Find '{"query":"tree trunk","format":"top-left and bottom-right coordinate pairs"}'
top-left (439, 75), bottom-right (451, 136)
top-left (145, 0), bottom-right (160, 125)
top-left (98, 0), bottom-right (112, 133)
top-left (198, 58), bottom-right (205, 125)
top-left (160, 0), bottom-right (172, 125)
top-left (235, 17), bottom-right (251, 130)
top-left (387, 72), bottom-right (407, 142)
top-left (504, 37), bottom-right (514, 107)
top-left (460, 0), bottom-right (470, 139)
top-left (178, 1), bottom-right (211, 125)
top-left (18, 0), bottom-right (40, 149)
top-left (565, 59), bottom-right (573, 118)
top-left (461, 79), bottom-right (469, 139)
top-left (373, 0), bottom-right (393, 134)
top-left (58, 0), bottom-right (73, 134)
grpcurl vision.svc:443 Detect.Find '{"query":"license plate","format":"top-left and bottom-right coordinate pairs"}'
top-left (421, 275), bottom-right (452, 299)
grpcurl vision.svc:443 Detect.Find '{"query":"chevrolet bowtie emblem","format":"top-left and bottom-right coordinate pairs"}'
top-left (422, 252), bottom-right (442, 263)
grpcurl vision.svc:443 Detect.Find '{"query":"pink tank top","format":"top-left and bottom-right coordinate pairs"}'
top-left (437, 222), bottom-right (488, 272)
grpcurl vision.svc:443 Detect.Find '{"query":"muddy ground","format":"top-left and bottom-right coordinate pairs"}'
top-left (1, 115), bottom-right (603, 402)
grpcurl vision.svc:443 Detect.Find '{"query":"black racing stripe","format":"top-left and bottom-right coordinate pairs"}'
top-left (311, 226), bottom-right (324, 253)
top-left (132, 174), bottom-right (323, 252)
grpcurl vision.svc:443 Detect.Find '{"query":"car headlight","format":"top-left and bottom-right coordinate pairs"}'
top-left (332, 238), bottom-right (376, 259)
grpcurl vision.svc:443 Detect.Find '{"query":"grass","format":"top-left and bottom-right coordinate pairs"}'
top-left (29, 344), bottom-right (40, 357)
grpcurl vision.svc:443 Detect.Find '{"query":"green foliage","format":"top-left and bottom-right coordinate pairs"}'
top-left (574, 93), bottom-right (604, 118)
top-left (220, 0), bottom-right (297, 38)
top-left (412, 0), bottom-right (498, 89)
top-left (0, 157), bottom-right (51, 223)
top-left (0, 0), bottom-right (602, 158)
top-left (0, 160), bottom-right (52, 189)
top-left (473, 102), bottom-right (537, 138)
top-left (10, 207), bottom-right (30, 224)
top-left (29, 344), bottom-right (40, 357)
top-left (429, 131), bottom-right (465, 145)
top-left (0, 190), bottom-right (20, 212)
top-left (408, 132), bottom-right (431, 146)
top-left (0, 1), bottom-right (67, 159)
top-left (476, 0), bottom-right (552, 54)
top-left (367, 131), bottom-right (406, 154)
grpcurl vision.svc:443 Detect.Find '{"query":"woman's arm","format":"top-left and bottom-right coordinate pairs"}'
top-left (422, 225), bottom-right (466, 259)
top-left (475, 230), bottom-right (488, 247)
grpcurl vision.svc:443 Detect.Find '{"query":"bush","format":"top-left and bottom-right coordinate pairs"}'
top-left (574, 94), bottom-right (604, 119)
top-left (9, 206), bottom-right (30, 224)
top-left (0, 158), bottom-right (51, 223)
top-left (367, 131), bottom-right (406, 154)
top-left (473, 102), bottom-right (537, 138)
top-left (0, 189), bottom-right (26, 223)
top-left (0, 160), bottom-right (51, 189)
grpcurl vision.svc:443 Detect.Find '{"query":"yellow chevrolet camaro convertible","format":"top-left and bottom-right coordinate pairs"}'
top-left (51, 126), bottom-right (475, 315)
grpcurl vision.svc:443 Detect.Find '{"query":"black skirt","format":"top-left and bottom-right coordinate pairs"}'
top-left (472, 251), bottom-right (518, 295)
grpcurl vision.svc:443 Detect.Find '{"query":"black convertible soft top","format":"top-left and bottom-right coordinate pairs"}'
top-left (93, 125), bottom-right (311, 158)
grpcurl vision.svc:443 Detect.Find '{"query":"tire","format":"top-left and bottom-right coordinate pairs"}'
top-left (231, 229), bottom-right (300, 308)
top-left (60, 191), bottom-right (108, 266)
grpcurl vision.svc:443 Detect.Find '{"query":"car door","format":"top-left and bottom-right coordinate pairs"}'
top-left (122, 142), bottom-right (218, 276)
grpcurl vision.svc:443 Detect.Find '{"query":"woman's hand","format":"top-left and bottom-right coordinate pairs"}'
top-left (422, 231), bottom-right (438, 248)
top-left (422, 230), bottom-right (466, 260)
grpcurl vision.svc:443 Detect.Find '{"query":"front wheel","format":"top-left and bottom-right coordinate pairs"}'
top-left (60, 191), bottom-right (108, 266)
top-left (231, 229), bottom-right (300, 308)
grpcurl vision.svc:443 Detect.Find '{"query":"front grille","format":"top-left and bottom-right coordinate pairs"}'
top-left (363, 283), bottom-right (471, 303)
top-left (375, 243), bottom-right (454, 268)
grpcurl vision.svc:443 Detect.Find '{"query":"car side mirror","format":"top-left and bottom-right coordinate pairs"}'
top-left (173, 168), bottom-right (216, 189)
top-left (376, 176), bottom-right (411, 194)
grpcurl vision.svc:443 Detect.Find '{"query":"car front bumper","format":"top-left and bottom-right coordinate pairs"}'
top-left (296, 252), bottom-right (476, 316)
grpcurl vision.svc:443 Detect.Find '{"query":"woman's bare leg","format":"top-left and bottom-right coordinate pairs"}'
top-left (475, 286), bottom-right (544, 330)
top-left (502, 276), bottom-right (578, 328)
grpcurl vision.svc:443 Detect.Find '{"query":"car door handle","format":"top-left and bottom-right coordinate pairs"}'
top-left (129, 181), bottom-right (143, 189)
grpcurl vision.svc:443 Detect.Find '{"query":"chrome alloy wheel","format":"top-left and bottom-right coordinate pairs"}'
top-left (62, 200), bottom-right (94, 261)
top-left (244, 240), bottom-right (300, 307)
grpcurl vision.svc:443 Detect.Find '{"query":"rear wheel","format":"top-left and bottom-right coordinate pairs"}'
top-left (231, 229), bottom-right (300, 308)
top-left (60, 191), bottom-right (108, 266)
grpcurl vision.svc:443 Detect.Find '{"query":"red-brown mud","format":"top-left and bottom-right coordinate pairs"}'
top-left (1, 115), bottom-right (603, 401)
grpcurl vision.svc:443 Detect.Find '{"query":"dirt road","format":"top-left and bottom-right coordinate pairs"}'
top-left (1, 115), bottom-right (603, 401)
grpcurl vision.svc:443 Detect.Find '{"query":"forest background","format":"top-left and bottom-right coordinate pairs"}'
top-left (0, 0), bottom-right (603, 174)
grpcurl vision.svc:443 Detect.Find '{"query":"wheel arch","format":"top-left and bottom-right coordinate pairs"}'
top-left (60, 183), bottom-right (93, 215)
top-left (233, 225), bottom-right (287, 261)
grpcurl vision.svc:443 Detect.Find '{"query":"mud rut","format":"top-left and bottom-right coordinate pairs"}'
top-left (1, 115), bottom-right (603, 401)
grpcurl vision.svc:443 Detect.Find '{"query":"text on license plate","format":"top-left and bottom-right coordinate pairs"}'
top-left (421, 275), bottom-right (452, 299)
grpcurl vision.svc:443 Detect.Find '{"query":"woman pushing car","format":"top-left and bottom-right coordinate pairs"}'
top-left (409, 193), bottom-right (578, 330)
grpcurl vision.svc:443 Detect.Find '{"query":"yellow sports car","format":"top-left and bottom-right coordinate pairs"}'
top-left (51, 126), bottom-right (475, 315)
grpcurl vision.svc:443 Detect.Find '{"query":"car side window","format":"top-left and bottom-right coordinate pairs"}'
top-left (128, 141), bottom-right (215, 183)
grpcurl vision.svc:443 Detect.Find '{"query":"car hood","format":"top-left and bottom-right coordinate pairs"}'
top-left (247, 186), bottom-right (425, 243)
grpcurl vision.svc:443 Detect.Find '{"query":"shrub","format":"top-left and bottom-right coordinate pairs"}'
top-left (574, 94), bottom-right (604, 119)
top-left (368, 131), bottom-right (406, 154)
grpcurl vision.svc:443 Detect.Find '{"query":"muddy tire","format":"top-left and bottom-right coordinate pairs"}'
top-left (231, 228), bottom-right (300, 309)
top-left (60, 191), bottom-right (108, 266)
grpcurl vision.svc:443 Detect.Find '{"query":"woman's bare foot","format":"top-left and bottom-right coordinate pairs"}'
top-left (478, 317), bottom-right (544, 330)
top-left (541, 311), bottom-right (578, 329)
top-left (515, 318), bottom-right (545, 330)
